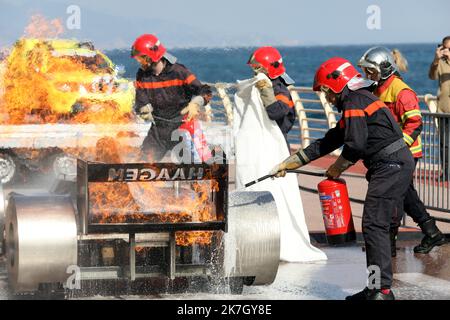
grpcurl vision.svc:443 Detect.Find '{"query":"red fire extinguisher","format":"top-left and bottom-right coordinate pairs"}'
top-left (179, 116), bottom-right (212, 162)
top-left (317, 178), bottom-right (356, 245)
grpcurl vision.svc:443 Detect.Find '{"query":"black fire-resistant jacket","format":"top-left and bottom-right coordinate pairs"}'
top-left (134, 62), bottom-right (211, 120)
top-left (303, 87), bottom-right (403, 165)
top-left (266, 77), bottom-right (296, 137)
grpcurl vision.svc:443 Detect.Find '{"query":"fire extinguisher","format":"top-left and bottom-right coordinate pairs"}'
top-left (179, 116), bottom-right (212, 162)
top-left (317, 178), bottom-right (356, 245)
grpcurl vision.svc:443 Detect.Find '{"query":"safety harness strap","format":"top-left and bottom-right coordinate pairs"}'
top-left (368, 138), bottom-right (407, 166)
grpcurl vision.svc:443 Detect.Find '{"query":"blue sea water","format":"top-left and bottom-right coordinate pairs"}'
top-left (106, 43), bottom-right (440, 96)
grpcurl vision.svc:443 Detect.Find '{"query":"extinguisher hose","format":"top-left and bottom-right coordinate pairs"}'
top-left (297, 185), bottom-right (366, 205)
top-left (244, 169), bottom-right (326, 188)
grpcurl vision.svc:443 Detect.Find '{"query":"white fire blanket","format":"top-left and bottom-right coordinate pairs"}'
top-left (233, 73), bottom-right (327, 262)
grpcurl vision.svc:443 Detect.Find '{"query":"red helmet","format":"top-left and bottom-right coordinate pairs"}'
top-left (131, 34), bottom-right (166, 62)
top-left (313, 57), bottom-right (360, 93)
top-left (247, 46), bottom-right (286, 79)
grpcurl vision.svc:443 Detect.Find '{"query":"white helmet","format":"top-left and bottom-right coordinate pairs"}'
top-left (358, 46), bottom-right (398, 80)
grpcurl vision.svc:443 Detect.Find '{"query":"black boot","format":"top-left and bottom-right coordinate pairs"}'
top-left (390, 228), bottom-right (398, 257)
top-left (414, 218), bottom-right (447, 254)
top-left (345, 287), bottom-right (395, 300)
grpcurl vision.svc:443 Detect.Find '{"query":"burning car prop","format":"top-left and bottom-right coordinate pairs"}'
top-left (0, 37), bottom-right (281, 297)
top-left (0, 36), bottom-right (141, 260)
top-left (0, 38), bottom-right (135, 186)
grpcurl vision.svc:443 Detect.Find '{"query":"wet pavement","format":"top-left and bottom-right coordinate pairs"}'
top-left (1, 158), bottom-right (449, 300)
top-left (1, 240), bottom-right (449, 300)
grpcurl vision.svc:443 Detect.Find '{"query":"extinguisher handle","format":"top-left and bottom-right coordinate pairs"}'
top-left (244, 174), bottom-right (274, 188)
top-left (244, 170), bottom-right (327, 188)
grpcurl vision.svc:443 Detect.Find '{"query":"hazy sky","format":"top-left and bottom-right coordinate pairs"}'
top-left (0, 0), bottom-right (448, 49)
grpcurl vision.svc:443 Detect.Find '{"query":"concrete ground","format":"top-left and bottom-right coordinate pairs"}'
top-left (0, 156), bottom-right (449, 300)
top-left (1, 240), bottom-right (448, 300)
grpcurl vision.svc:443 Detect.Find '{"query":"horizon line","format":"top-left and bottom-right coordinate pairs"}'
top-left (105, 41), bottom-right (438, 51)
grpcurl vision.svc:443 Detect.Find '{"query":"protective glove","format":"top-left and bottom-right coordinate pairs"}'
top-left (255, 79), bottom-right (277, 107)
top-left (181, 96), bottom-right (205, 121)
top-left (138, 103), bottom-right (154, 122)
top-left (270, 149), bottom-right (310, 178)
top-left (325, 155), bottom-right (354, 179)
top-left (199, 105), bottom-right (212, 122)
top-left (255, 79), bottom-right (271, 90)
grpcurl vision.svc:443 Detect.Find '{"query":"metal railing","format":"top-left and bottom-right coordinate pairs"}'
top-left (208, 83), bottom-right (439, 153)
top-left (207, 83), bottom-right (439, 153)
top-left (207, 83), bottom-right (341, 152)
top-left (415, 112), bottom-right (450, 215)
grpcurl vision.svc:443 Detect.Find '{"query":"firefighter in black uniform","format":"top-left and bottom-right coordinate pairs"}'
top-left (247, 46), bottom-right (296, 146)
top-left (271, 57), bottom-right (415, 300)
top-left (131, 34), bottom-right (212, 161)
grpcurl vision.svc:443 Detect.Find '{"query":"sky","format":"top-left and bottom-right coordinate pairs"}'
top-left (0, 0), bottom-right (449, 49)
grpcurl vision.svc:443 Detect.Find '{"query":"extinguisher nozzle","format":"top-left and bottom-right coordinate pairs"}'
top-left (244, 174), bottom-right (275, 188)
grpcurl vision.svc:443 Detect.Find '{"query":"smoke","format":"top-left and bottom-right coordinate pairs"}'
top-left (24, 14), bottom-right (65, 39)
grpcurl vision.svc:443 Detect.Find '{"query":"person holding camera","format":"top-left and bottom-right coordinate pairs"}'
top-left (429, 36), bottom-right (450, 180)
top-left (429, 36), bottom-right (450, 113)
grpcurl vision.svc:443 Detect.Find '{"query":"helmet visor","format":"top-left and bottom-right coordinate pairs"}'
top-left (361, 66), bottom-right (380, 81)
top-left (247, 53), bottom-right (255, 65)
top-left (247, 55), bottom-right (264, 74)
top-left (131, 47), bottom-right (143, 58)
top-left (362, 67), bottom-right (377, 75)
top-left (320, 86), bottom-right (331, 94)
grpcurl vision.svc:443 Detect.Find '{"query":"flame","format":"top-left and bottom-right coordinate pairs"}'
top-left (86, 138), bottom-right (218, 246)
top-left (0, 15), bottom-right (217, 246)
top-left (87, 178), bottom-right (218, 246)
top-left (175, 231), bottom-right (214, 246)
top-left (0, 16), bottom-right (134, 125)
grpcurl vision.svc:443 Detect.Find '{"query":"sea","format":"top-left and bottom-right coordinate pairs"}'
top-left (106, 43), bottom-right (441, 144)
top-left (106, 43), bottom-right (440, 96)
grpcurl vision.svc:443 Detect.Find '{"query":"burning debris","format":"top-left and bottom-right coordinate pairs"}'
top-left (0, 37), bottom-right (135, 124)
top-left (0, 16), bottom-right (137, 182)
top-left (87, 137), bottom-right (219, 246)
top-left (0, 14), bottom-right (134, 125)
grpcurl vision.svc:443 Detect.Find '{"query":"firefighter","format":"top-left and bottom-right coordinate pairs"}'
top-left (358, 47), bottom-right (446, 256)
top-left (270, 57), bottom-right (415, 300)
top-left (247, 46), bottom-right (296, 146)
top-left (131, 34), bottom-right (212, 161)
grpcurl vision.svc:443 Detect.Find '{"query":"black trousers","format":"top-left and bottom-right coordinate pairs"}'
top-left (363, 147), bottom-right (415, 289)
top-left (142, 118), bottom-right (183, 161)
top-left (391, 158), bottom-right (431, 229)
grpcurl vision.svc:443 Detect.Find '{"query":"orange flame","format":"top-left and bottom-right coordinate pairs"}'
top-left (86, 138), bottom-right (218, 246)
top-left (0, 15), bottom-right (216, 246)
top-left (0, 15), bottom-right (134, 125)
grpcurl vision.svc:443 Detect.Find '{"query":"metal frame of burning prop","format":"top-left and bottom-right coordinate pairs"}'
top-left (3, 156), bottom-right (281, 296)
top-left (77, 160), bottom-right (228, 234)
top-left (75, 160), bottom-right (228, 282)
